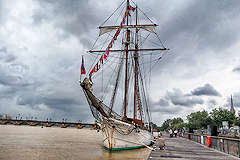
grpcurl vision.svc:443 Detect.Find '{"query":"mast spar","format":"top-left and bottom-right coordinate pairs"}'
top-left (123, 0), bottom-right (130, 118)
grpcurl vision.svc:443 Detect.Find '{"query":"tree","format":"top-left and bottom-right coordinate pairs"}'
top-left (187, 110), bottom-right (212, 129)
top-left (150, 122), bottom-right (159, 131)
top-left (234, 118), bottom-right (240, 126)
top-left (210, 108), bottom-right (236, 127)
top-left (172, 122), bottom-right (186, 130)
top-left (172, 118), bottom-right (184, 125)
top-left (160, 119), bottom-right (171, 131)
top-left (159, 117), bottom-right (184, 131)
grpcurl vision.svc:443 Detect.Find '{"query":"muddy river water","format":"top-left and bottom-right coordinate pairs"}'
top-left (0, 125), bottom-right (150, 160)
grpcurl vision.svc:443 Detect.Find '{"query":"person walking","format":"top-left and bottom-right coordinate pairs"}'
top-left (169, 129), bottom-right (173, 138)
top-left (174, 129), bottom-right (178, 137)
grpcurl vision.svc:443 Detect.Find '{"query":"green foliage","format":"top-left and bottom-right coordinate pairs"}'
top-left (210, 108), bottom-right (236, 127)
top-left (160, 119), bottom-right (172, 131)
top-left (187, 110), bottom-right (212, 129)
top-left (150, 122), bottom-right (159, 130)
top-left (159, 117), bottom-right (184, 131)
top-left (160, 108), bottom-right (239, 131)
top-left (173, 122), bottom-right (186, 130)
top-left (234, 118), bottom-right (240, 126)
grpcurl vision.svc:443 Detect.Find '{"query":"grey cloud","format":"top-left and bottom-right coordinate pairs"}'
top-left (17, 95), bottom-right (79, 112)
top-left (208, 99), bottom-right (217, 106)
top-left (0, 47), bottom-right (16, 62)
top-left (233, 67), bottom-right (240, 73)
top-left (35, 0), bottom-right (105, 47)
top-left (16, 86), bottom-right (86, 112)
top-left (151, 105), bottom-right (179, 115)
top-left (158, 98), bottom-right (169, 107)
top-left (0, 64), bottom-right (31, 87)
top-left (151, 88), bottom-right (204, 115)
top-left (191, 84), bottom-right (221, 97)
top-left (160, 0), bottom-right (240, 52)
top-left (167, 89), bottom-right (204, 107)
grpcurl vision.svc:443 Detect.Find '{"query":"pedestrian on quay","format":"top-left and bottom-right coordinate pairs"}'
top-left (174, 129), bottom-right (178, 137)
top-left (169, 129), bottom-right (173, 138)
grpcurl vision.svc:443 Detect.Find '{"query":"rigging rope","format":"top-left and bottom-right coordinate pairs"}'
top-left (100, 0), bottom-right (126, 27)
top-left (130, 0), bottom-right (155, 24)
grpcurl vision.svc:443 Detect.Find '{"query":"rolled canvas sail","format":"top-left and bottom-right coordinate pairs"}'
top-left (99, 25), bottom-right (156, 36)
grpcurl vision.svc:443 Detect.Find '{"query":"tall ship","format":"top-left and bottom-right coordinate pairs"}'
top-left (80, 0), bottom-right (168, 151)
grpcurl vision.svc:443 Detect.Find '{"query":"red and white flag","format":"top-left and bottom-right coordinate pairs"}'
top-left (81, 56), bottom-right (86, 75)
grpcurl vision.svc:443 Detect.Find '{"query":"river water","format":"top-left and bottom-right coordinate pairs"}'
top-left (0, 125), bottom-right (150, 160)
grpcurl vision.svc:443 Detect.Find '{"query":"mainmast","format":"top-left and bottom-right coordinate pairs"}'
top-left (134, 5), bottom-right (137, 121)
top-left (123, 0), bottom-right (130, 118)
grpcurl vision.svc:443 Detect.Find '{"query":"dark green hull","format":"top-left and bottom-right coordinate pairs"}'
top-left (104, 145), bottom-right (145, 151)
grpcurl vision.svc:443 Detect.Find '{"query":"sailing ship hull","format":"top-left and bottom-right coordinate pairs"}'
top-left (100, 118), bottom-right (153, 151)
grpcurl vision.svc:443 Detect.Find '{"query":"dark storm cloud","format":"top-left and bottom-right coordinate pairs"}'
top-left (0, 47), bottom-right (16, 62)
top-left (17, 95), bottom-right (80, 112)
top-left (160, 0), bottom-right (240, 52)
top-left (157, 98), bottom-right (169, 107)
top-left (151, 105), bottom-right (179, 115)
top-left (152, 99), bottom-right (176, 115)
top-left (191, 84), bottom-right (221, 97)
top-left (0, 47), bottom-right (30, 87)
top-left (0, 1), bottom-right (4, 23)
top-left (152, 88), bottom-right (204, 115)
top-left (166, 89), bottom-right (204, 107)
top-left (233, 67), bottom-right (240, 73)
top-left (34, 0), bottom-right (106, 47)
top-left (0, 65), bottom-right (31, 87)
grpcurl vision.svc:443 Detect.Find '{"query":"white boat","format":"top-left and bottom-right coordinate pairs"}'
top-left (80, 0), bottom-right (168, 151)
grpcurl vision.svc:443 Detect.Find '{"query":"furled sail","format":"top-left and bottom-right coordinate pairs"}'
top-left (99, 27), bottom-right (116, 36)
top-left (99, 24), bottom-right (157, 36)
top-left (140, 25), bottom-right (156, 33)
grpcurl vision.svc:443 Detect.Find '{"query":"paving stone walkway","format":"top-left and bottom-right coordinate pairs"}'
top-left (148, 136), bottom-right (239, 160)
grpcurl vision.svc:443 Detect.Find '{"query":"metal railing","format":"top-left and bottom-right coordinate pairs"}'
top-left (182, 133), bottom-right (240, 158)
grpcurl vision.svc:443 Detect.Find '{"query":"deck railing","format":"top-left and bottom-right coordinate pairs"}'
top-left (182, 133), bottom-right (240, 158)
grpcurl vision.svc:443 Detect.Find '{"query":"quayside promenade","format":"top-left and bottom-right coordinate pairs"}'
top-left (148, 135), bottom-right (239, 160)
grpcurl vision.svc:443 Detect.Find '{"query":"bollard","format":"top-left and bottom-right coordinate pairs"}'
top-left (207, 136), bottom-right (211, 147)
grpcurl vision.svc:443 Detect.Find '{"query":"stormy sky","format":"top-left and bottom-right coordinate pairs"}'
top-left (0, 0), bottom-right (240, 125)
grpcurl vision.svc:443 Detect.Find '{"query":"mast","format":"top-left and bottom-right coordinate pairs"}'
top-left (134, 6), bottom-right (138, 121)
top-left (123, 0), bottom-right (130, 118)
top-left (134, 6), bottom-right (143, 123)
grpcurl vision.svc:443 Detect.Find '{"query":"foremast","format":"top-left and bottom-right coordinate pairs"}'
top-left (123, 0), bottom-right (130, 119)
